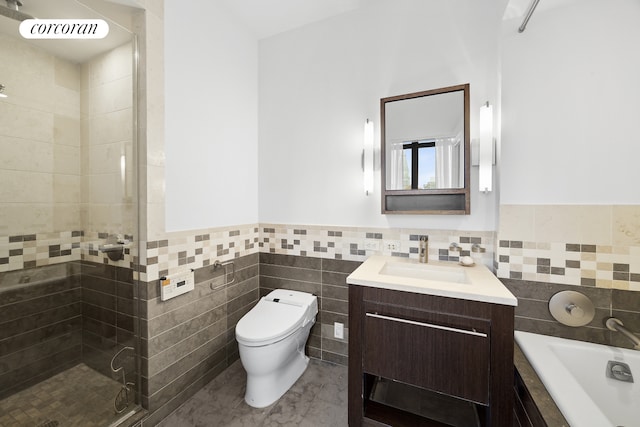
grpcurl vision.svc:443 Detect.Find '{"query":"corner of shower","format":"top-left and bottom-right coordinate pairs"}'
top-left (0, 2), bottom-right (146, 426)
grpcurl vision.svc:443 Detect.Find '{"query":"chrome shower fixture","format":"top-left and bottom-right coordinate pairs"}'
top-left (0, 0), bottom-right (33, 20)
top-left (5, 0), bottom-right (22, 11)
top-left (0, 84), bottom-right (7, 98)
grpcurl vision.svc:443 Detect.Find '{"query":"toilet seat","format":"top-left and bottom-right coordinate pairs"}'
top-left (236, 290), bottom-right (317, 347)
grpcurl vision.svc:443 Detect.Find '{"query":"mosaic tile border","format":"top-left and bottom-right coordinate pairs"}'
top-left (0, 231), bottom-right (137, 273)
top-left (142, 225), bottom-right (260, 282)
top-left (259, 223), bottom-right (495, 265)
top-left (141, 223), bottom-right (495, 282)
top-left (495, 240), bottom-right (640, 290)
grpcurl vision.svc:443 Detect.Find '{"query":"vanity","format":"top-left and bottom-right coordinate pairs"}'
top-left (347, 256), bottom-right (517, 426)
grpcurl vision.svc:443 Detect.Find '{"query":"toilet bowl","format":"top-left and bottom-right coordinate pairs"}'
top-left (235, 289), bottom-right (318, 408)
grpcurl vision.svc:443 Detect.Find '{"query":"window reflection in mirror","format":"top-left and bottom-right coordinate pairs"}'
top-left (385, 90), bottom-right (464, 191)
top-left (381, 84), bottom-right (470, 214)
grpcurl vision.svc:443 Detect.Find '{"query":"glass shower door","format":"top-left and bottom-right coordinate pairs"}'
top-left (0, 1), bottom-right (142, 426)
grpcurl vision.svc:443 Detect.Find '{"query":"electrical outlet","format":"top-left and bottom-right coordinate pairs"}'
top-left (383, 240), bottom-right (401, 251)
top-left (334, 322), bottom-right (344, 339)
top-left (364, 240), bottom-right (380, 251)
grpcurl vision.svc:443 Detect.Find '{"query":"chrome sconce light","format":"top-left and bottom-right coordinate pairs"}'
top-left (478, 101), bottom-right (494, 193)
top-left (0, 84), bottom-right (7, 98)
top-left (363, 118), bottom-right (374, 195)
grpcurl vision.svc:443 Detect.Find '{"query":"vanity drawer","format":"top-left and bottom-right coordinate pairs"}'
top-left (362, 302), bottom-right (491, 405)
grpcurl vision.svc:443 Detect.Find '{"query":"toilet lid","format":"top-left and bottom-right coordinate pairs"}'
top-left (235, 298), bottom-right (306, 345)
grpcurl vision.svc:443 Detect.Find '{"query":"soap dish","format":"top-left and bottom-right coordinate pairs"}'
top-left (459, 256), bottom-right (475, 267)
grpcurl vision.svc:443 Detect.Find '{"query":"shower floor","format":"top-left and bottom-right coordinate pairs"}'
top-left (0, 363), bottom-right (130, 427)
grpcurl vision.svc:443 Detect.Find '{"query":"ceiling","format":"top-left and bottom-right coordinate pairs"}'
top-left (503, 0), bottom-right (580, 21)
top-left (218, 0), bottom-right (361, 40)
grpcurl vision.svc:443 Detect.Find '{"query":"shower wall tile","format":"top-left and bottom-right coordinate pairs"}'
top-left (0, 264), bottom-right (82, 400)
top-left (54, 57), bottom-right (81, 92)
top-left (80, 261), bottom-right (137, 380)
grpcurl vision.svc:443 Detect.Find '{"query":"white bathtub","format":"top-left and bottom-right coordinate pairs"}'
top-left (515, 331), bottom-right (640, 427)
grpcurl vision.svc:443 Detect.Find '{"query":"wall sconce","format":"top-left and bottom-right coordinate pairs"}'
top-left (0, 84), bottom-right (7, 98)
top-left (478, 102), bottom-right (493, 193)
top-left (363, 119), bottom-right (374, 195)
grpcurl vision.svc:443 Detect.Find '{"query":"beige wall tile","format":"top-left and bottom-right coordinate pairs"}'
top-left (577, 205), bottom-right (612, 245)
top-left (0, 102), bottom-right (54, 143)
top-left (0, 170), bottom-right (52, 203)
top-left (54, 115), bottom-right (81, 147)
top-left (89, 142), bottom-right (126, 174)
top-left (0, 136), bottom-right (52, 173)
top-left (52, 204), bottom-right (81, 232)
top-left (53, 174), bottom-right (80, 204)
top-left (54, 57), bottom-right (81, 91)
top-left (613, 205), bottom-right (640, 246)
top-left (53, 144), bottom-right (80, 175)
top-left (534, 205), bottom-right (581, 243)
top-left (88, 42), bottom-right (132, 88)
top-left (499, 204), bottom-right (535, 241)
top-left (89, 109), bottom-right (133, 145)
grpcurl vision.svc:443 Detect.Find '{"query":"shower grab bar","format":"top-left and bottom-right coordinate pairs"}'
top-left (210, 260), bottom-right (235, 290)
top-left (518, 0), bottom-right (540, 33)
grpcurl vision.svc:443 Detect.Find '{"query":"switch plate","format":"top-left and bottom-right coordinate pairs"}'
top-left (334, 322), bottom-right (344, 339)
top-left (160, 270), bottom-right (194, 301)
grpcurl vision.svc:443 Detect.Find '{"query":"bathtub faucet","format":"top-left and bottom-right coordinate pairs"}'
top-left (605, 317), bottom-right (640, 350)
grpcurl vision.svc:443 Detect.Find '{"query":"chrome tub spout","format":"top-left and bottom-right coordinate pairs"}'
top-left (606, 317), bottom-right (640, 350)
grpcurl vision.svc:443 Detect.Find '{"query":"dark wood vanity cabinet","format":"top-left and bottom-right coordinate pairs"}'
top-left (348, 285), bottom-right (515, 427)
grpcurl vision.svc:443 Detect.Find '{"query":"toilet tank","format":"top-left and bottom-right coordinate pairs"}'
top-left (264, 289), bottom-right (318, 327)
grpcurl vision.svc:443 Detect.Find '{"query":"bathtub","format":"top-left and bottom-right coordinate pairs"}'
top-left (515, 331), bottom-right (640, 427)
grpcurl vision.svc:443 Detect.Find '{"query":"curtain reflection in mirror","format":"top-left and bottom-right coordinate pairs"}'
top-left (389, 135), bottom-right (462, 190)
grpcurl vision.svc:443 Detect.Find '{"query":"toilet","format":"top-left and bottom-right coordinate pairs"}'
top-left (235, 289), bottom-right (318, 408)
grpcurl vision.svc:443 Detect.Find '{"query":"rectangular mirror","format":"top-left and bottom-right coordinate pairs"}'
top-left (381, 84), bottom-right (470, 214)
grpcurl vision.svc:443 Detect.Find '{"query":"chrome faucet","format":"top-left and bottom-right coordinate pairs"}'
top-left (605, 318), bottom-right (640, 350)
top-left (419, 236), bottom-right (428, 263)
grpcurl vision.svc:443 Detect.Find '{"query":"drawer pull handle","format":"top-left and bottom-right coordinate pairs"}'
top-left (365, 313), bottom-right (488, 338)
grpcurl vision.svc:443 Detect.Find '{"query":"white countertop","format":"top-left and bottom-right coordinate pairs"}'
top-left (346, 255), bottom-right (517, 306)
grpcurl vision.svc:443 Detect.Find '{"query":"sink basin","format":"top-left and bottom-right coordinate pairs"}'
top-left (347, 255), bottom-right (517, 306)
top-left (379, 261), bottom-right (469, 284)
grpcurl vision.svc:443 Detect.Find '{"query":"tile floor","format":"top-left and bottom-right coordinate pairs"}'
top-left (0, 363), bottom-right (135, 427)
top-left (157, 359), bottom-right (348, 427)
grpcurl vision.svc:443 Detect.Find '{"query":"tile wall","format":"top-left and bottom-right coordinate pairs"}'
top-left (138, 223), bottom-right (495, 423)
top-left (259, 253), bottom-right (360, 366)
top-left (139, 253), bottom-right (259, 426)
top-left (496, 205), bottom-right (640, 290)
top-left (81, 261), bottom-right (137, 381)
top-left (502, 278), bottom-right (640, 349)
top-left (143, 223), bottom-right (495, 283)
top-left (0, 261), bottom-right (137, 401)
top-left (0, 33), bottom-right (81, 238)
top-left (0, 264), bottom-right (82, 400)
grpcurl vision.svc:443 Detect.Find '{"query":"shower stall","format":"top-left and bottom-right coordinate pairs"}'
top-left (0, 1), bottom-right (143, 426)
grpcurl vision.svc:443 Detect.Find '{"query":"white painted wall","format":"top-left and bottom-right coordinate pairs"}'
top-left (258, 0), bottom-right (503, 231)
top-left (164, 1), bottom-right (259, 231)
top-left (501, 0), bottom-right (640, 204)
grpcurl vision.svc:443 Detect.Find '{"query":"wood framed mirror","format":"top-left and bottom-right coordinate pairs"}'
top-left (381, 84), bottom-right (470, 214)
